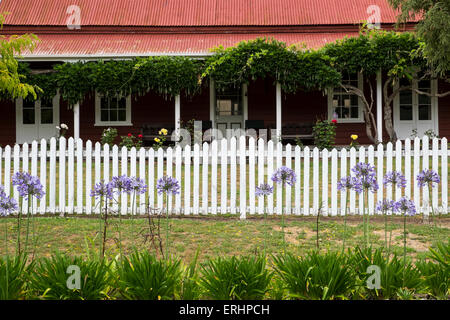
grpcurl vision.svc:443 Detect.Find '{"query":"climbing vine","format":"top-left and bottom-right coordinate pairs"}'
top-left (202, 38), bottom-right (341, 92)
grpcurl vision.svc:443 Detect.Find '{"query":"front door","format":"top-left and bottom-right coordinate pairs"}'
top-left (394, 78), bottom-right (438, 140)
top-left (215, 87), bottom-right (245, 139)
top-left (16, 94), bottom-right (60, 144)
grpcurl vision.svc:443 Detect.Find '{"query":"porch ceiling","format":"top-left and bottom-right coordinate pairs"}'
top-left (18, 32), bottom-right (360, 60)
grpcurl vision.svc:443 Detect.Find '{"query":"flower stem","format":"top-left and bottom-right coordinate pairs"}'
top-left (264, 197), bottom-right (267, 257)
top-left (281, 187), bottom-right (285, 250)
top-left (24, 198), bottom-right (31, 256)
top-left (4, 217), bottom-right (9, 299)
top-left (342, 189), bottom-right (349, 252)
top-left (164, 193), bottom-right (170, 260)
top-left (403, 210), bottom-right (407, 287)
top-left (102, 199), bottom-right (108, 259)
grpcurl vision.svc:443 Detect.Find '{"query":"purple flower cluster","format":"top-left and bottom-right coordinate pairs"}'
top-left (375, 199), bottom-right (398, 213)
top-left (12, 172), bottom-right (45, 200)
top-left (110, 175), bottom-right (148, 195)
top-left (271, 166), bottom-right (297, 187)
top-left (337, 176), bottom-right (363, 193)
top-left (351, 163), bottom-right (378, 193)
top-left (255, 183), bottom-right (274, 197)
top-left (0, 186), bottom-right (18, 216)
top-left (90, 180), bottom-right (114, 200)
top-left (416, 169), bottom-right (441, 188)
top-left (395, 197), bottom-right (416, 216)
top-left (110, 175), bottom-right (133, 194)
top-left (156, 176), bottom-right (180, 195)
top-left (130, 177), bottom-right (148, 195)
top-left (383, 171), bottom-right (407, 189)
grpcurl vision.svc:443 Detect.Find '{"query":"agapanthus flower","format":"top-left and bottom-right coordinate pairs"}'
top-left (156, 176), bottom-right (180, 195)
top-left (351, 163), bottom-right (378, 193)
top-left (130, 177), bottom-right (148, 195)
top-left (90, 180), bottom-right (114, 200)
top-left (383, 171), bottom-right (407, 189)
top-left (337, 176), bottom-right (363, 193)
top-left (12, 172), bottom-right (45, 200)
top-left (416, 169), bottom-right (441, 188)
top-left (255, 183), bottom-right (274, 197)
top-left (271, 166), bottom-right (297, 186)
top-left (110, 175), bottom-right (133, 194)
top-left (375, 199), bottom-right (398, 213)
top-left (395, 197), bottom-right (416, 216)
top-left (0, 191), bottom-right (18, 216)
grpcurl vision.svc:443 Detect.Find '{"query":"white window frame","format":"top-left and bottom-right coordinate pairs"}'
top-left (94, 91), bottom-right (132, 126)
top-left (327, 72), bottom-right (364, 123)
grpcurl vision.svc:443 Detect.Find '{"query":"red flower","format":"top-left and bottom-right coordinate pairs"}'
top-left (331, 119), bottom-right (337, 124)
top-left (138, 134), bottom-right (143, 139)
top-left (128, 133), bottom-right (132, 137)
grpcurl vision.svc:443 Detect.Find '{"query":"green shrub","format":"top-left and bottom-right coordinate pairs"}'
top-left (29, 253), bottom-right (113, 300)
top-left (416, 242), bottom-right (449, 299)
top-left (272, 251), bottom-right (356, 300)
top-left (200, 255), bottom-right (272, 300)
top-left (116, 251), bottom-right (182, 300)
top-left (180, 251), bottom-right (202, 300)
top-left (349, 246), bottom-right (423, 299)
top-left (101, 127), bottom-right (118, 146)
top-left (0, 254), bottom-right (30, 300)
top-left (312, 119), bottom-right (336, 150)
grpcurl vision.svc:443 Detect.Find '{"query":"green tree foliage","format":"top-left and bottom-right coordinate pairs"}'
top-left (388, 0), bottom-right (450, 76)
top-left (0, 13), bottom-right (39, 100)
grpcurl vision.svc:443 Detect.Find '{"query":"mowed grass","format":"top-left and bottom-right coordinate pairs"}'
top-left (0, 214), bottom-right (448, 264)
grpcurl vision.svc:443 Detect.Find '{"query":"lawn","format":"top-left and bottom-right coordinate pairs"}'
top-left (1, 214), bottom-right (448, 263)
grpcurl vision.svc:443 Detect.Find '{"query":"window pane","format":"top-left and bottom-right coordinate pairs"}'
top-left (418, 79), bottom-right (430, 90)
top-left (351, 107), bottom-right (359, 118)
top-left (110, 98), bottom-right (118, 110)
top-left (109, 109), bottom-right (118, 121)
top-left (418, 105), bottom-right (431, 120)
top-left (118, 98), bottom-right (126, 109)
top-left (118, 110), bottom-right (126, 121)
top-left (400, 105), bottom-right (413, 120)
top-left (101, 110), bottom-right (109, 121)
top-left (101, 98), bottom-right (108, 110)
top-left (41, 109), bottom-right (53, 124)
top-left (399, 91), bottom-right (412, 105)
top-left (217, 100), bottom-right (232, 116)
top-left (418, 94), bottom-right (431, 105)
top-left (23, 100), bottom-right (35, 124)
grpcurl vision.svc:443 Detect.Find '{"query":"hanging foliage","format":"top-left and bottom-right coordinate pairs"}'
top-left (202, 38), bottom-right (341, 93)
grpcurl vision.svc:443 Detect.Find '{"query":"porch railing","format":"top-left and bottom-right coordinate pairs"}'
top-left (0, 136), bottom-right (448, 217)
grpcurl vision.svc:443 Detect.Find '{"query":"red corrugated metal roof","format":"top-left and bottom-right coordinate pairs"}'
top-left (23, 32), bottom-right (358, 58)
top-left (21, 32), bottom-right (359, 58)
top-left (0, 0), bottom-right (413, 27)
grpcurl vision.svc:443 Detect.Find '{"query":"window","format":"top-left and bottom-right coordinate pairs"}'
top-left (216, 87), bottom-right (242, 116)
top-left (328, 72), bottom-right (364, 122)
top-left (95, 92), bottom-right (132, 126)
top-left (40, 98), bottom-right (54, 124)
top-left (23, 99), bottom-right (35, 124)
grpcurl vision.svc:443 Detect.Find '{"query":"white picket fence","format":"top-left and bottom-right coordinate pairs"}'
top-left (0, 136), bottom-right (448, 218)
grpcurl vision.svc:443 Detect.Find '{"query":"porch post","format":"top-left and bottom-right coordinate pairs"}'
top-left (276, 82), bottom-right (282, 141)
top-left (73, 102), bottom-right (80, 140)
top-left (175, 94), bottom-right (181, 142)
top-left (376, 70), bottom-right (383, 143)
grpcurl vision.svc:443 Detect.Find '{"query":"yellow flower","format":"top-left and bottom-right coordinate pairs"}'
top-left (160, 128), bottom-right (168, 136)
top-left (351, 134), bottom-right (358, 140)
top-left (154, 138), bottom-right (161, 143)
